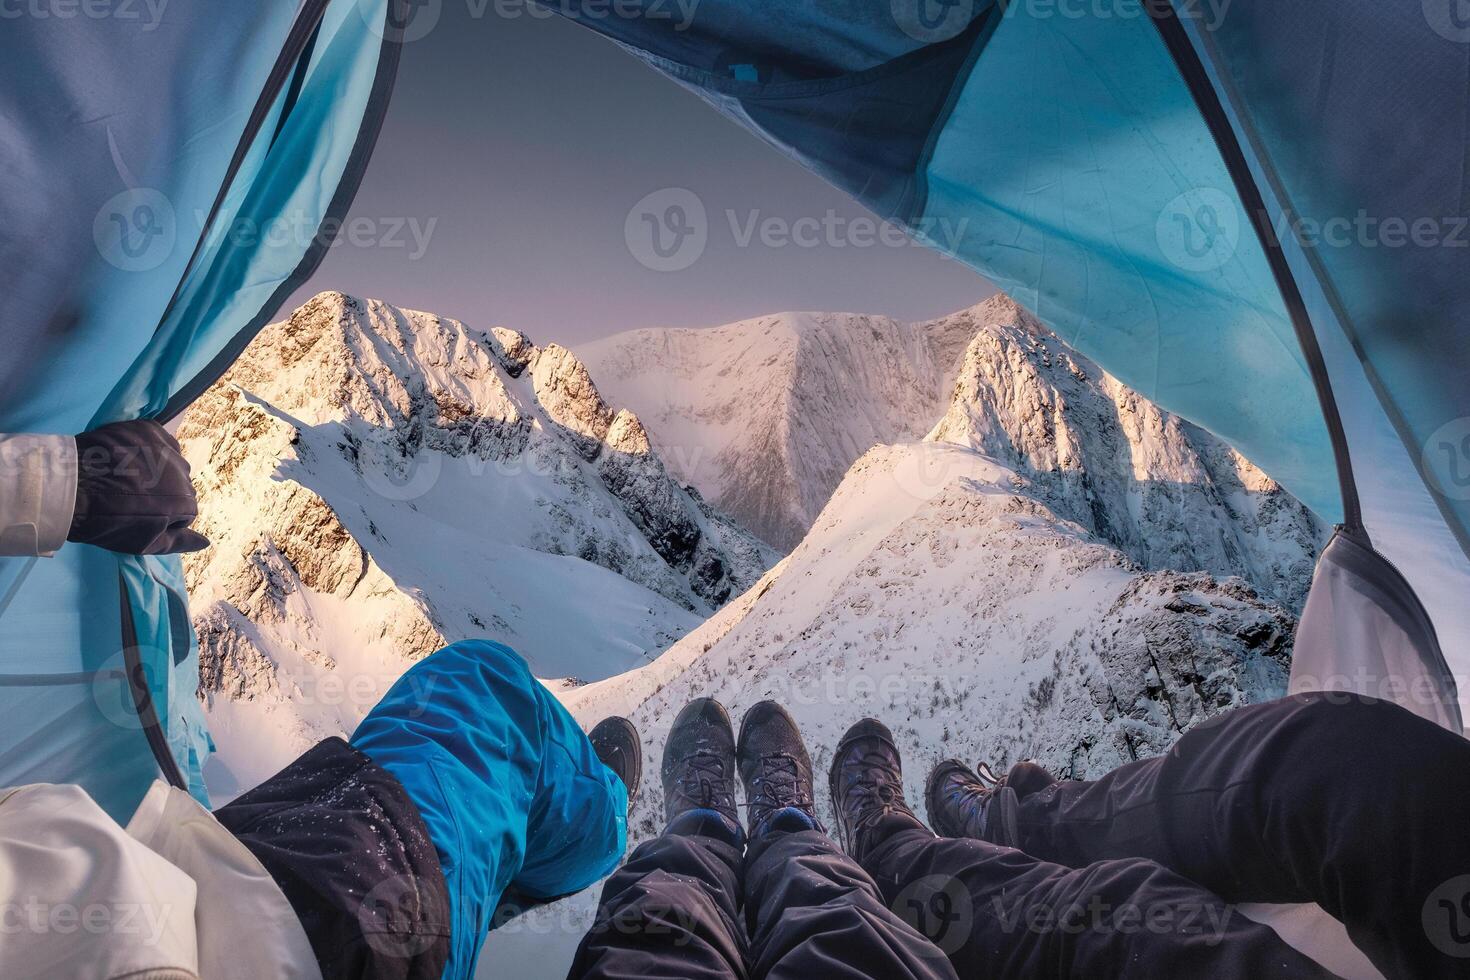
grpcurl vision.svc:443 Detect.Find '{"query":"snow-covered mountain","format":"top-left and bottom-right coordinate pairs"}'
top-left (179, 291), bottom-right (775, 796)
top-left (581, 295), bottom-right (1324, 611)
top-left (580, 306), bottom-right (980, 550)
top-left (558, 296), bottom-right (1325, 810)
top-left (560, 302), bottom-right (1326, 803)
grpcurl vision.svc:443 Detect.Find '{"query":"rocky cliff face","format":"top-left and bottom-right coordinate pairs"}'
top-left (928, 296), bottom-right (1325, 610)
top-left (180, 291), bottom-right (776, 795)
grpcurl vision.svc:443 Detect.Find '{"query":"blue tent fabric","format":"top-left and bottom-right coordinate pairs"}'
top-left (0, 0), bottom-right (404, 820)
top-left (1168, 0), bottom-right (1470, 726)
top-left (914, 2), bottom-right (1340, 520)
top-left (351, 640), bottom-right (629, 980)
top-left (1192, 0), bottom-right (1470, 559)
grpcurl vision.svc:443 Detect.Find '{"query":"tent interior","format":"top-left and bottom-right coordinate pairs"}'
top-left (1, 1), bottom-right (1466, 975)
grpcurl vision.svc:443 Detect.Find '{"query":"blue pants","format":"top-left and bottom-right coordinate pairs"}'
top-left (351, 640), bottom-right (629, 979)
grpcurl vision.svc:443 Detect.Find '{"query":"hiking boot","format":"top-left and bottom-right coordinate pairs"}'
top-left (660, 698), bottom-right (739, 830)
top-left (588, 716), bottom-right (641, 809)
top-left (828, 718), bottom-right (924, 861)
top-left (924, 759), bottom-right (992, 840)
top-left (926, 759), bottom-right (1052, 845)
top-left (737, 701), bottom-right (819, 837)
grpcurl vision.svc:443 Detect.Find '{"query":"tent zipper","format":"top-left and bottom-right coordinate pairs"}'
top-left (1143, 0), bottom-right (1363, 536)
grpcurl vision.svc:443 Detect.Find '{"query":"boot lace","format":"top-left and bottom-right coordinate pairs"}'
top-left (671, 752), bottom-right (735, 813)
top-left (843, 748), bottom-right (915, 827)
top-left (743, 753), bottom-right (815, 817)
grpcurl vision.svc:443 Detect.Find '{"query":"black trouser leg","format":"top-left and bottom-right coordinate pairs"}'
top-left (743, 827), bottom-right (959, 980)
top-left (1000, 692), bottom-right (1470, 979)
top-left (861, 818), bottom-right (1334, 979)
top-left (567, 816), bottom-right (747, 980)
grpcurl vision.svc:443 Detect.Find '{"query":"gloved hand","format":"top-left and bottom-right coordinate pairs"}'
top-left (70, 419), bottom-right (210, 555)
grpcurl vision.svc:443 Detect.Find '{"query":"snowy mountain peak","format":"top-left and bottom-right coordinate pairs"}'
top-left (581, 293), bottom-right (1325, 609)
top-left (530, 342), bottom-right (616, 447)
top-left (579, 302), bottom-right (987, 549)
top-left (928, 303), bottom-right (1325, 609)
top-left (181, 292), bottom-right (777, 795)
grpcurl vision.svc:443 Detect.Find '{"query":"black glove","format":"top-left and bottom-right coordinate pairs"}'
top-left (70, 419), bottom-right (210, 555)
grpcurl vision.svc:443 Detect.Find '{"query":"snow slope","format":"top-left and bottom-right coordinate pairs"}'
top-left (180, 292), bottom-right (775, 796)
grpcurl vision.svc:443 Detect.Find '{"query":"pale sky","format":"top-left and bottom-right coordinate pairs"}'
top-left (286, 2), bottom-right (993, 347)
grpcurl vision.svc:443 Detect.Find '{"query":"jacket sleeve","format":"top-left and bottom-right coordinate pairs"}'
top-left (0, 433), bottom-right (77, 557)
